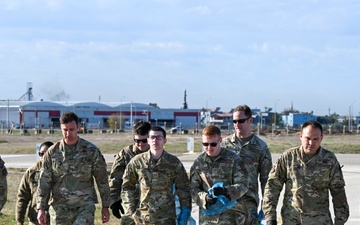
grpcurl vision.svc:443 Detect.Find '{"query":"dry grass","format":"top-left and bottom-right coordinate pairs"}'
top-left (0, 131), bottom-right (204, 154)
top-left (2, 129), bottom-right (360, 154)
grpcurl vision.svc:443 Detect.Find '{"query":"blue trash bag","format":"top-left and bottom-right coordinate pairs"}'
top-left (173, 184), bottom-right (196, 225)
top-left (202, 182), bottom-right (237, 216)
top-left (258, 209), bottom-right (266, 225)
top-left (177, 206), bottom-right (194, 225)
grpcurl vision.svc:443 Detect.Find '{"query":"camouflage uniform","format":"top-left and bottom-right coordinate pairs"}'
top-left (190, 148), bottom-right (249, 225)
top-left (109, 144), bottom-right (145, 224)
top-left (36, 138), bottom-right (110, 225)
top-left (262, 146), bottom-right (349, 225)
top-left (0, 156), bottom-right (7, 214)
top-left (121, 150), bottom-right (191, 225)
top-left (16, 161), bottom-right (50, 225)
top-left (221, 133), bottom-right (272, 224)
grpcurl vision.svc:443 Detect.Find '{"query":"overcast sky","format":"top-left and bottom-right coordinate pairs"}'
top-left (1, 0), bottom-right (359, 116)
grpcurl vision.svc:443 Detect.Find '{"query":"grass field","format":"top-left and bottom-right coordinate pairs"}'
top-left (1, 128), bottom-right (360, 154)
top-left (0, 130), bottom-right (359, 224)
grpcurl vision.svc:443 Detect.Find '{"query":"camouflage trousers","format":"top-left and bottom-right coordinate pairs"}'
top-left (242, 198), bottom-right (260, 225)
top-left (49, 204), bottom-right (95, 225)
top-left (120, 215), bottom-right (135, 225)
top-left (199, 210), bottom-right (247, 225)
top-left (132, 216), bottom-right (176, 225)
top-left (0, 176), bottom-right (7, 212)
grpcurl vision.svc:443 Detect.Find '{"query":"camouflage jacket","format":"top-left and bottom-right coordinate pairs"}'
top-left (0, 156), bottom-right (7, 212)
top-left (190, 149), bottom-right (249, 225)
top-left (221, 133), bottom-right (272, 216)
top-left (0, 156), bottom-right (7, 177)
top-left (121, 150), bottom-right (191, 224)
top-left (109, 144), bottom-right (146, 206)
top-left (36, 138), bottom-right (110, 210)
top-left (16, 161), bottom-right (50, 224)
top-left (262, 146), bottom-right (349, 225)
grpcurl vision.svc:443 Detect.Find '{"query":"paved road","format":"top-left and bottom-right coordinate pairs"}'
top-left (2, 153), bottom-right (359, 224)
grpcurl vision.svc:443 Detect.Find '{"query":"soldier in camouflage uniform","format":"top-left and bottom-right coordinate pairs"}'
top-left (36, 112), bottom-right (110, 225)
top-left (190, 125), bottom-right (249, 225)
top-left (0, 156), bottom-right (7, 216)
top-left (262, 120), bottom-right (349, 225)
top-left (221, 104), bottom-right (272, 224)
top-left (16, 141), bottom-right (53, 225)
top-left (121, 126), bottom-right (192, 225)
top-left (109, 120), bottom-right (151, 224)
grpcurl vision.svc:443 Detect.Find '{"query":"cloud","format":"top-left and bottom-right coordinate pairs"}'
top-left (249, 43), bottom-right (270, 53)
top-left (186, 6), bottom-right (211, 14)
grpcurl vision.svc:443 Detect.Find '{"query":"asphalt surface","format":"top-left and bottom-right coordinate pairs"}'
top-left (2, 153), bottom-right (359, 224)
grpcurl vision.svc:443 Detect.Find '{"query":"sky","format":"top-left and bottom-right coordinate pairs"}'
top-left (1, 0), bottom-right (360, 116)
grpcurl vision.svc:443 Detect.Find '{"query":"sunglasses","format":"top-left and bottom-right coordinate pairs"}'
top-left (149, 135), bottom-right (164, 140)
top-left (134, 138), bottom-right (147, 144)
top-left (202, 140), bottom-right (220, 147)
top-left (233, 117), bottom-right (250, 124)
top-left (38, 152), bottom-right (45, 157)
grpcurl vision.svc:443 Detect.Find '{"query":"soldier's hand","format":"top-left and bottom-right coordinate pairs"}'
top-left (213, 187), bottom-right (227, 196)
top-left (110, 200), bottom-right (124, 219)
top-left (37, 209), bottom-right (47, 225)
top-left (266, 220), bottom-right (277, 225)
top-left (205, 194), bottom-right (217, 207)
top-left (102, 207), bottom-right (110, 223)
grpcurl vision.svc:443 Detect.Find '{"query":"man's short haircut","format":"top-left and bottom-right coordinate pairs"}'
top-left (202, 125), bottom-right (221, 137)
top-left (134, 120), bottom-right (151, 136)
top-left (40, 141), bottom-right (54, 149)
top-left (302, 120), bottom-right (323, 135)
top-left (150, 126), bottom-right (166, 139)
top-left (233, 104), bottom-right (252, 117)
top-left (60, 112), bottom-right (79, 125)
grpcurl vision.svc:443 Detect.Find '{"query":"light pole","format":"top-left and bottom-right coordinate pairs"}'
top-left (206, 97), bottom-right (211, 125)
top-left (257, 112), bottom-right (263, 129)
top-left (274, 99), bottom-right (279, 128)
top-left (120, 96), bottom-right (125, 130)
top-left (130, 102), bottom-right (137, 128)
top-left (348, 101), bottom-right (356, 132)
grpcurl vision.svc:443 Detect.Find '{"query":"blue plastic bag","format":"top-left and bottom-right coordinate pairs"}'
top-left (202, 182), bottom-right (237, 216)
top-left (258, 209), bottom-right (266, 225)
top-left (173, 184), bottom-right (196, 225)
top-left (177, 206), bottom-right (194, 225)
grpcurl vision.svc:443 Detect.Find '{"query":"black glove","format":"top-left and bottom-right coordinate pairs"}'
top-left (110, 200), bottom-right (124, 219)
top-left (266, 220), bottom-right (277, 225)
top-left (205, 194), bottom-right (217, 207)
top-left (213, 187), bottom-right (227, 196)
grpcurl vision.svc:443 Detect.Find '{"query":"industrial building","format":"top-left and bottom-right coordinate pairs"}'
top-left (0, 100), bottom-right (201, 131)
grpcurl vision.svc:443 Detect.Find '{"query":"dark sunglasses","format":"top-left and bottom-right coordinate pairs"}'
top-left (38, 152), bottom-right (45, 157)
top-left (134, 138), bottom-right (147, 144)
top-left (202, 142), bottom-right (219, 147)
top-left (233, 117), bottom-right (250, 124)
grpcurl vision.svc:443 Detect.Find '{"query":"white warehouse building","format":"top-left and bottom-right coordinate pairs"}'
top-left (0, 100), bottom-right (201, 131)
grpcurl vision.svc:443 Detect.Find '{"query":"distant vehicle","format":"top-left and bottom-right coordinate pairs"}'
top-left (170, 126), bottom-right (181, 131)
top-left (170, 126), bottom-right (185, 134)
